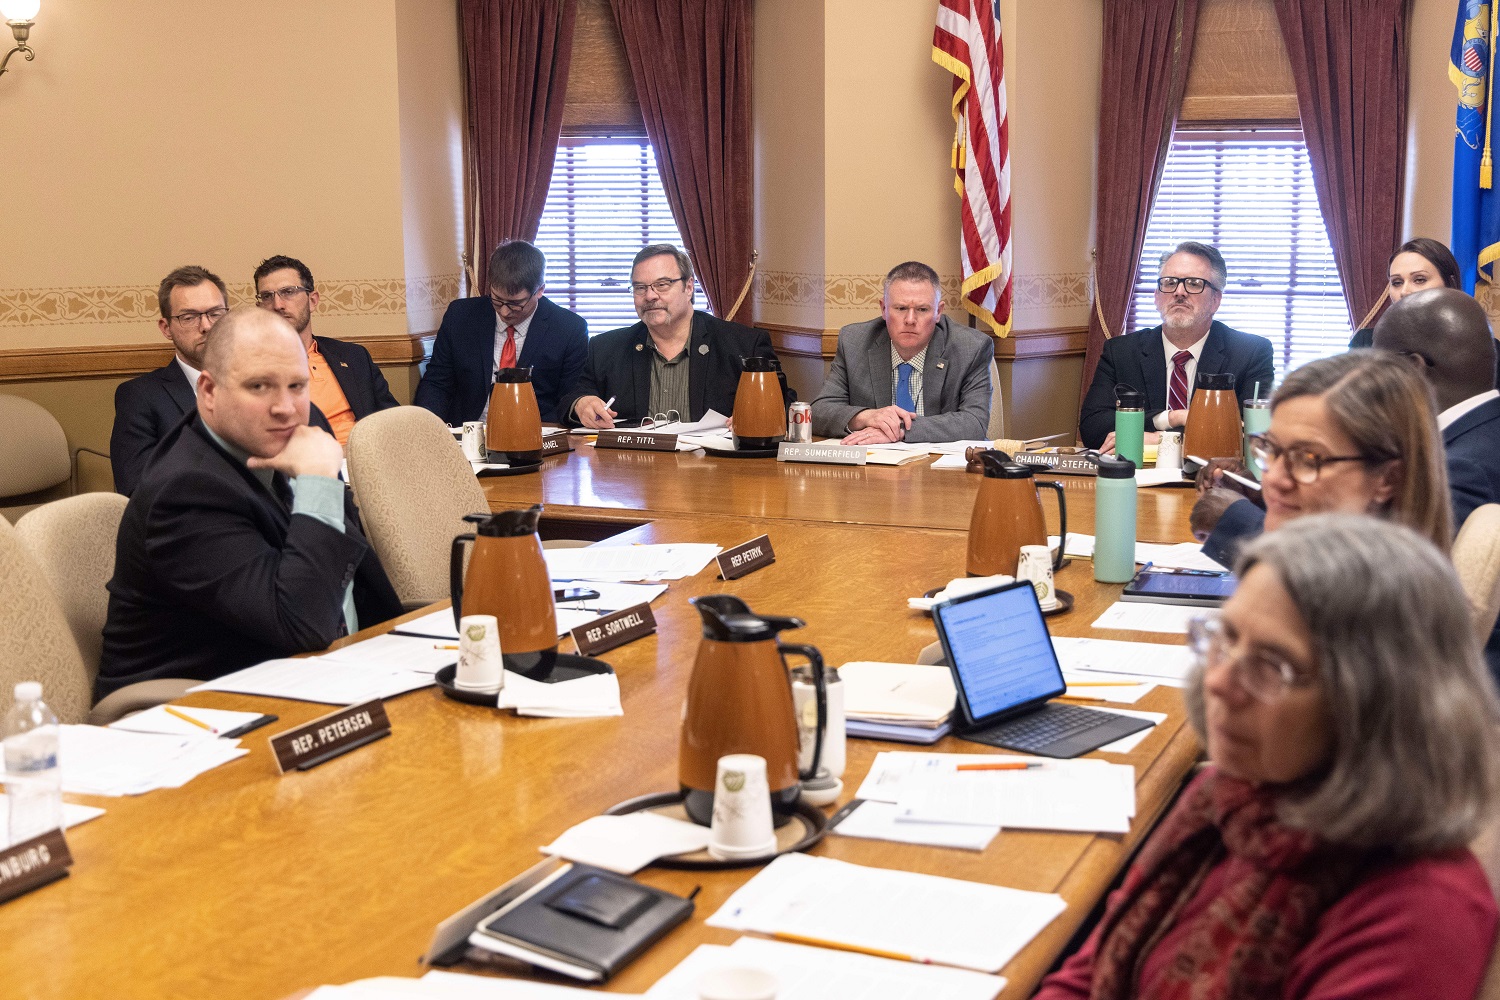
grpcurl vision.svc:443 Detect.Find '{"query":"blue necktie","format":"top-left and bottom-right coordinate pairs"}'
top-left (895, 362), bottom-right (916, 412)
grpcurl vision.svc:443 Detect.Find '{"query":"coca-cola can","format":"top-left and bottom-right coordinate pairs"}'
top-left (461, 421), bottom-right (487, 462)
top-left (786, 402), bottom-right (812, 443)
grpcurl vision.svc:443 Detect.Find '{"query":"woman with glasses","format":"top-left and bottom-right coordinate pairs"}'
top-left (1034, 515), bottom-right (1499, 1000)
top-left (1193, 350), bottom-right (1450, 569)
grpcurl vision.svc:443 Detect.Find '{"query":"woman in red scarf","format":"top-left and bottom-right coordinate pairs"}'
top-left (1034, 514), bottom-right (1500, 1000)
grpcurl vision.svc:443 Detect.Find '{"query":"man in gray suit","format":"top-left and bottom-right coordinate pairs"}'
top-left (811, 260), bottom-right (994, 444)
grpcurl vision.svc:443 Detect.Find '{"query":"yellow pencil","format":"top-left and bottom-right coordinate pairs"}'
top-left (771, 931), bottom-right (930, 964)
top-left (1065, 681), bottom-right (1140, 687)
top-left (163, 705), bottom-right (216, 734)
top-left (433, 643), bottom-right (460, 650)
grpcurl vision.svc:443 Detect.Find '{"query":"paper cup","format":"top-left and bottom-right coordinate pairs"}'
top-left (455, 614), bottom-right (503, 693)
top-left (697, 967), bottom-right (778, 1000)
top-left (1157, 430), bottom-right (1184, 471)
top-left (1016, 544), bottom-right (1059, 611)
top-left (708, 753), bottom-right (777, 860)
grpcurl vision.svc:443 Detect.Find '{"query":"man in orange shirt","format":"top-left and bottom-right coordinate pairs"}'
top-left (253, 255), bottom-right (398, 445)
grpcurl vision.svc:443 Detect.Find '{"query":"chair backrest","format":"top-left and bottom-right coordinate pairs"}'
top-left (1453, 504), bottom-right (1500, 645)
top-left (0, 514), bottom-right (93, 724)
top-left (0, 394), bottom-right (71, 522)
top-left (16, 492), bottom-right (129, 686)
top-left (346, 406), bottom-right (491, 606)
top-left (986, 358), bottom-right (1006, 439)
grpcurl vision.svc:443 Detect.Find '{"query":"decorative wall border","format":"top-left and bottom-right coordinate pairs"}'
top-left (755, 269), bottom-right (1091, 312)
top-left (0, 274), bottom-right (464, 328)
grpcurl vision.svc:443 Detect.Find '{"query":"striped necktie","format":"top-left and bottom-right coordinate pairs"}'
top-left (1168, 351), bottom-right (1192, 412)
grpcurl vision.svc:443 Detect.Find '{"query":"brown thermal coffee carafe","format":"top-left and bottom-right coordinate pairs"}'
top-left (732, 356), bottom-right (789, 451)
top-left (450, 504), bottom-right (558, 670)
top-left (679, 595), bottom-right (826, 827)
top-left (1181, 371), bottom-right (1244, 461)
top-left (967, 450), bottom-right (1067, 577)
top-left (485, 367), bottom-right (544, 465)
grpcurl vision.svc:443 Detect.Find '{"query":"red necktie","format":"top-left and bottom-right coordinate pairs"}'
top-left (499, 325), bottom-right (518, 370)
top-left (1168, 350), bottom-right (1192, 412)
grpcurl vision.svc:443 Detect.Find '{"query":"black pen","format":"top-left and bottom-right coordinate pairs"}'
top-left (220, 714), bottom-right (279, 739)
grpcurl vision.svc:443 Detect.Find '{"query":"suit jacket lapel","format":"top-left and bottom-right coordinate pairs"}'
top-left (1199, 321), bottom-right (1229, 377)
top-left (162, 362), bottom-right (197, 416)
top-left (687, 313), bottom-right (710, 420)
top-left (629, 324), bottom-right (653, 420)
top-left (869, 326), bottom-right (894, 407)
top-left (1445, 396), bottom-right (1500, 445)
top-left (921, 320), bottom-right (950, 411)
top-left (1139, 329), bottom-right (1168, 409)
top-left (516, 300), bottom-right (545, 368)
top-left (316, 337), bottom-right (365, 416)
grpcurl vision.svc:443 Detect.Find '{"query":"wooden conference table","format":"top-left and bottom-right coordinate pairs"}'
top-left (0, 445), bottom-right (1201, 1000)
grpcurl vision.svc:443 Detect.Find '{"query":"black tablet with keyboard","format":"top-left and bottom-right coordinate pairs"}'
top-left (932, 581), bottom-right (1153, 758)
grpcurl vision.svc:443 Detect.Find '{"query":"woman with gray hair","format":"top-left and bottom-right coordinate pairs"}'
top-left (1034, 514), bottom-right (1499, 1000)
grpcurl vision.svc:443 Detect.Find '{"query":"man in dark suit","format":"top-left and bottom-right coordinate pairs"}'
top-left (97, 307), bottom-right (402, 700)
top-left (563, 244), bottom-right (790, 427)
top-left (110, 266), bottom-right (229, 496)
top-left (253, 255), bottom-right (399, 445)
top-left (812, 260), bottom-right (993, 443)
top-left (414, 240), bottom-right (588, 424)
top-left (1079, 241), bottom-right (1275, 451)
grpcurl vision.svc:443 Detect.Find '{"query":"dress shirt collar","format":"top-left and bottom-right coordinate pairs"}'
top-left (201, 421), bottom-right (275, 490)
top-left (1162, 328), bottom-right (1210, 362)
top-left (891, 344), bottom-right (927, 373)
top-left (1439, 389), bottom-right (1500, 431)
top-left (176, 356), bottom-right (203, 390)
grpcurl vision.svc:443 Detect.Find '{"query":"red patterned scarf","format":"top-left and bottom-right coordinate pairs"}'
top-left (1087, 768), bottom-right (1371, 1000)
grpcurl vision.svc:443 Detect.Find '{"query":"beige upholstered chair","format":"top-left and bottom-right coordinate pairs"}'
top-left (0, 514), bottom-right (92, 724)
top-left (1453, 504), bottom-right (1500, 646)
top-left (347, 406), bottom-right (492, 608)
top-left (16, 493), bottom-right (129, 687)
top-left (0, 394), bottom-right (72, 523)
top-left (986, 358), bottom-right (1006, 439)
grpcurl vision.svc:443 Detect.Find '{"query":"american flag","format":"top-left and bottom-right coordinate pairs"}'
top-left (932, 0), bottom-right (1012, 337)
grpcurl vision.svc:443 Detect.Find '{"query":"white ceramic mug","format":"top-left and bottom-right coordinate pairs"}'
top-left (708, 753), bottom-right (777, 861)
top-left (1016, 544), bottom-right (1060, 611)
top-left (455, 614), bottom-right (503, 693)
top-left (697, 967), bottom-right (778, 1000)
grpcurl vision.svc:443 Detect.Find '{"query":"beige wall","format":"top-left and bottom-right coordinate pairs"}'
top-left (1405, 0), bottom-right (1457, 244)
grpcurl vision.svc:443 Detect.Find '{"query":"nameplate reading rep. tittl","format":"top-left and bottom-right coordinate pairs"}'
top-left (270, 699), bottom-right (392, 773)
top-left (717, 534), bottom-right (776, 580)
top-left (0, 828), bottom-right (72, 905)
top-left (571, 602), bottom-right (658, 656)
top-left (594, 430), bottom-right (678, 452)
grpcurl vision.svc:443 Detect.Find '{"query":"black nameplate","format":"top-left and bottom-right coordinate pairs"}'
top-left (541, 433), bottom-right (573, 457)
top-left (717, 534), bottom-right (776, 580)
top-left (271, 699), bottom-right (391, 773)
top-left (1018, 452), bottom-right (1099, 476)
top-left (571, 602), bottom-right (658, 656)
top-left (0, 828), bottom-right (72, 905)
top-left (595, 430), bottom-right (679, 452)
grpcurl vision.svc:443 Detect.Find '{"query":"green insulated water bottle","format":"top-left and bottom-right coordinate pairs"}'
top-left (1114, 385), bottom-right (1145, 467)
top-left (1242, 397), bottom-right (1272, 479)
top-left (1094, 456), bottom-right (1138, 583)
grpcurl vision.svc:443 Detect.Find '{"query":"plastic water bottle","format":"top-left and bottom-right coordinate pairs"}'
top-left (3, 682), bottom-right (62, 846)
top-left (1094, 456), bottom-right (1139, 583)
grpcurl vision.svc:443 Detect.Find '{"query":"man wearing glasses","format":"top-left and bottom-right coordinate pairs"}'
top-left (253, 255), bottom-right (399, 446)
top-left (563, 244), bottom-right (789, 428)
top-left (110, 266), bottom-right (233, 496)
top-left (414, 240), bottom-right (588, 425)
top-left (1078, 241), bottom-right (1275, 451)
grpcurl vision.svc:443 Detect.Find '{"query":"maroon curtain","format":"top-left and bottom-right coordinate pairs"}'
top-left (1081, 0), bottom-right (1200, 399)
top-left (461, 0), bottom-right (577, 291)
top-left (607, 0), bottom-right (754, 321)
top-left (1273, 0), bottom-right (1409, 329)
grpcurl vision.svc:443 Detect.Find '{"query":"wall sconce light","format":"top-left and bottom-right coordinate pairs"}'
top-left (0, 0), bottom-right (39, 80)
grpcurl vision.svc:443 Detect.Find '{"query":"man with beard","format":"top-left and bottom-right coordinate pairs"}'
top-left (253, 254), bottom-right (398, 445)
top-left (1078, 242), bottom-right (1274, 452)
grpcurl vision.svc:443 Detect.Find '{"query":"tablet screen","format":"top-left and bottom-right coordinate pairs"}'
top-left (1128, 571), bottom-right (1237, 600)
top-left (935, 583), bottom-right (1064, 722)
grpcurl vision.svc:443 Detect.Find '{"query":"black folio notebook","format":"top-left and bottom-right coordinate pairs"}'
top-left (472, 863), bottom-right (693, 982)
top-left (933, 581), bottom-right (1154, 758)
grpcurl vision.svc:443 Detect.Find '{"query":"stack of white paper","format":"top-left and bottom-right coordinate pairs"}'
top-left (832, 799), bottom-right (998, 851)
top-left (108, 705), bottom-right (267, 737)
top-left (307, 971), bottom-right (625, 999)
top-left (856, 751), bottom-right (1137, 835)
top-left (1091, 601), bottom-right (1200, 635)
top-left (707, 853), bottom-right (1066, 974)
top-left (930, 453), bottom-right (970, 470)
top-left (839, 662), bottom-right (956, 726)
top-left (497, 669), bottom-right (622, 718)
top-left (188, 656), bottom-right (435, 705)
top-left (57, 725), bottom-right (248, 796)
top-left (907, 575), bottom-right (1014, 612)
top-left (646, 937), bottom-right (1006, 999)
top-left (1052, 635), bottom-right (1192, 689)
top-left (540, 813), bottom-right (710, 874)
top-left (1048, 535), bottom-right (1227, 571)
top-left (320, 634), bottom-right (460, 675)
top-left (543, 544), bottom-right (722, 582)
top-left (0, 795), bottom-right (105, 846)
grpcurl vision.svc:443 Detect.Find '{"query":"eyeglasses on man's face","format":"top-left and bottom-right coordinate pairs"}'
top-left (1188, 612), bottom-right (1316, 702)
top-left (1247, 432), bottom-right (1392, 486)
top-left (1156, 276), bottom-right (1219, 295)
top-left (170, 307), bottom-right (228, 328)
top-left (630, 276), bottom-right (688, 296)
top-left (254, 286), bottom-right (310, 306)
top-left (489, 289), bottom-right (539, 312)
